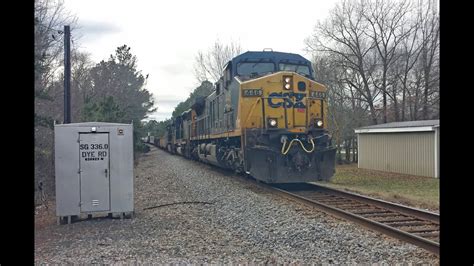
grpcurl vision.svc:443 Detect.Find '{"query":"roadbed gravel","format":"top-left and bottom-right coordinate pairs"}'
top-left (34, 146), bottom-right (439, 264)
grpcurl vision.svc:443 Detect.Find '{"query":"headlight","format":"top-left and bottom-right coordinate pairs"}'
top-left (283, 75), bottom-right (292, 90)
top-left (268, 118), bottom-right (278, 127)
top-left (317, 120), bottom-right (323, 127)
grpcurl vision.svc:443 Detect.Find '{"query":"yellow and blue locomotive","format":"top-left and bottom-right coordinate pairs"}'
top-left (163, 50), bottom-right (336, 183)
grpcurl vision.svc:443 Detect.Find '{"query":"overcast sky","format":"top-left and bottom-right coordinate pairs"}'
top-left (64, 0), bottom-right (337, 121)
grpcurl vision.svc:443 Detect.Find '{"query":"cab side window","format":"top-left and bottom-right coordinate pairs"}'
top-left (223, 63), bottom-right (232, 88)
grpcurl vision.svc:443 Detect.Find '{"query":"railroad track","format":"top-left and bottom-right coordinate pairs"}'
top-left (150, 145), bottom-right (440, 255)
top-left (269, 183), bottom-right (439, 255)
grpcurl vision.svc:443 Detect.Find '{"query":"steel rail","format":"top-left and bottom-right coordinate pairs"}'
top-left (269, 184), bottom-right (439, 256)
top-left (308, 183), bottom-right (439, 224)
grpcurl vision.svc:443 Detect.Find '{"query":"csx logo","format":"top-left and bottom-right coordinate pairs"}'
top-left (268, 92), bottom-right (306, 108)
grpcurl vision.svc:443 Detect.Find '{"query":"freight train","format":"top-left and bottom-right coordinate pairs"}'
top-left (146, 50), bottom-right (336, 183)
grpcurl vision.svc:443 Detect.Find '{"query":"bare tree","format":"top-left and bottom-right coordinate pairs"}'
top-left (34, 0), bottom-right (79, 202)
top-left (70, 52), bottom-right (94, 121)
top-left (397, 0), bottom-right (439, 121)
top-left (306, 0), bottom-right (439, 163)
top-left (194, 39), bottom-right (242, 83)
top-left (307, 0), bottom-right (439, 125)
top-left (363, 0), bottom-right (414, 122)
top-left (306, 0), bottom-right (380, 124)
top-left (393, 12), bottom-right (423, 121)
top-left (417, 0), bottom-right (440, 120)
top-left (313, 52), bottom-right (369, 163)
top-left (35, 0), bottom-right (78, 95)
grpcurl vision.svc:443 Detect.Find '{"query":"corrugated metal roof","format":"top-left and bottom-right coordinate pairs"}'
top-left (356, 120), bottom-right (439, 130)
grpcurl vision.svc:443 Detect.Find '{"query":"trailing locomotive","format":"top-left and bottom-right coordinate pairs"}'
top-left (153, 50), bottom-right (336, 183)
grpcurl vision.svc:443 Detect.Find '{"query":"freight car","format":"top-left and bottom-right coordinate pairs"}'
top-left (158, 50), bottom-right (336, 183)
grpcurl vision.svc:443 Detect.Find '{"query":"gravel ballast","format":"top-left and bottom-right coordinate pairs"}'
top-left (34, 146), bottom-right (439, 264)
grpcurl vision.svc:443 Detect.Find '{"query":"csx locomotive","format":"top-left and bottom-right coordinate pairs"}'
top-left (151, 50), bottom-right (336, 183)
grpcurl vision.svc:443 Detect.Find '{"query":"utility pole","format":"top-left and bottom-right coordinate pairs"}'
top-left (64, 25), bottom-right (71, 124)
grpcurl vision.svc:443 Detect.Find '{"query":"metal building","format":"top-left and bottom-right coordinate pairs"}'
top-left (54, 122), bottom-right (134, 224)
top-left (354, 120), bottom-right (439, 178)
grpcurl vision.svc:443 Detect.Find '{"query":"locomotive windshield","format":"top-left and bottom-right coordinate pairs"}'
top-left (237, 61), bottom-right (275, 77)
top-left (235, 61), bottom-right (312, 79)
top-left (279, 63), bottom-right (311, 77)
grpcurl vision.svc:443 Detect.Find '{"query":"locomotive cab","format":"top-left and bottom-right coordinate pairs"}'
top-left (228, 51), bottom-right (336, 182)
top-left (170, 50), bottom-right (336, 183)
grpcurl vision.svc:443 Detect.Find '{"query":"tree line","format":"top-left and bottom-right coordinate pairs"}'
top-left (34, 0), bottom-right (155, 201)
top-left (306, 0), bottom-right (439, 163)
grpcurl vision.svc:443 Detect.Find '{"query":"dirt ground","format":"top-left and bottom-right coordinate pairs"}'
top-left (316, 164), bottom-right (439, 212)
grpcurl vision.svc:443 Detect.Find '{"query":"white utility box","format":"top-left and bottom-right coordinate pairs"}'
top-left (54, 122), bottom-right (134, 224)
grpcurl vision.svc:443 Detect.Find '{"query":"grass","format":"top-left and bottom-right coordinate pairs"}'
top-left (314, 163), bottom-right (439, 211)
